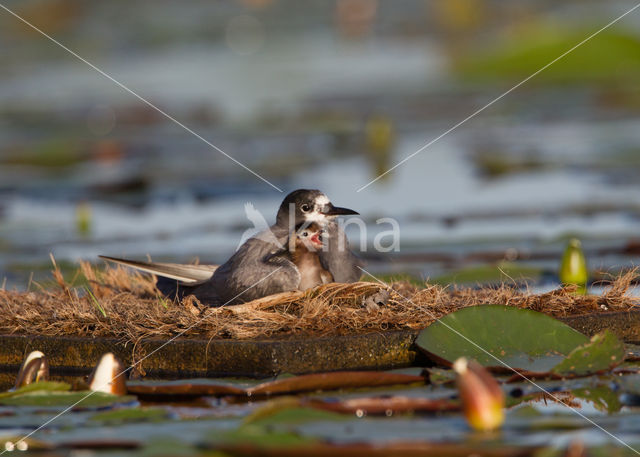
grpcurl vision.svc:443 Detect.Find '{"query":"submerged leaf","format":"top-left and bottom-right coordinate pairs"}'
top-left (552, 330), bottom-right (625, 377)
top-left (416, 305), bottom-right (588, 372)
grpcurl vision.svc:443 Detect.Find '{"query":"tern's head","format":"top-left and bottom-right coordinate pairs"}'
top-left (276, 189), bottom-right (358, 227)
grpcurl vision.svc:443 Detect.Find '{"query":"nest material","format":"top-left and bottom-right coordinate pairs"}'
top-left (0, 262), bottom-right (637, 345)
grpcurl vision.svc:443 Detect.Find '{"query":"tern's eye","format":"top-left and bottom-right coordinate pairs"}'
top-left (301, 204), bottom-right (311, 213)
top-left (302, 231), bottom-right (308, 237)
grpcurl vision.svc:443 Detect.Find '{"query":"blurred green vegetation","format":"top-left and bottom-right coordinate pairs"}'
top-left (3, 139), bottom-right (84, 168)
top-left (456, 26), bottom-right (640, 85)
top-left (431, 261), bottom-right (543, 286)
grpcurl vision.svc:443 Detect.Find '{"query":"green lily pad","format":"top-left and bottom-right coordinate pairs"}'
top-left (426, 368), bottom-right (457, 385)
top-left (552, 330), bottom-right (625, 377)
top-left (0, 381), bottom-right (71, 398)
top-left (211, 424), bottom-right (318, 448)
top-left (90, 407), bottom-right (170, 424)
top-left (572, 386), bottom-right (622, 414)
top-left (0, 390), bottom-right (137, 408)
top-left (247, 407), bottom-right (346, 426)
top-left (416, 305), bottom-right (589, 372)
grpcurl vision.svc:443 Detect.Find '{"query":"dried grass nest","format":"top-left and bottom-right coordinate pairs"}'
top-left (0, 261), bottom-right (638, 346)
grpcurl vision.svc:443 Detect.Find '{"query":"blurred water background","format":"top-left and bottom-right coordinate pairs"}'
top-left (2, 0), bottom-right (640, 290)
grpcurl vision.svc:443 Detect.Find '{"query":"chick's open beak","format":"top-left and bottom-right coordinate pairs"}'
top-left (322, 203), bottom-right (359, 216)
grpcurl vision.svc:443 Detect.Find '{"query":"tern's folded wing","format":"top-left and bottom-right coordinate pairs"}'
top-left (99, 255), bottom-right (217, 284)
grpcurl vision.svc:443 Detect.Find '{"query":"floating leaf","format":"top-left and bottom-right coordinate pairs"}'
top-left (126, 379), bottom-right (248, 397)
top-left (552, 330), bottom-right (625, 377)
top-left (245, 407), bottom-right (346, 426)
top-left (572, 386), bottom-right (622, 414)
top-left (214, 440), bottom-right (540, 457)
top-left (306, 396), bottom-right (459, 416)
top-left (0, 390), bottom-right (137, 408)
top-left (89, 407), bottom-right (170, 424)
top-left (248, 371), bottom-right (425, 396)
top-left (243, 397), bottom-right (305, 424)
top-left (416, 305), bottom-right (589, 372)
top-left (127, 372), bottom-right (422, 399)
top-left (0, 381), bottom-right (71, 398)
top-left (426, 368), bottom-right (457, 385)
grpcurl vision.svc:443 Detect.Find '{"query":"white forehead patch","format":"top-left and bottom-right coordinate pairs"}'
top-left (315, 195), bottom-right (330, 206)
top-left (305, 211), bottom-right (326, 222)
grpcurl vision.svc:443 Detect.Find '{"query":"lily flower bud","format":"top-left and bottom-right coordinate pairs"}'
top-left (453, 357), bottom-right (505, 431)
top-left (14, 351), bottom-right (49, 389)
top-left (88, 353), bottom-right (127, 396)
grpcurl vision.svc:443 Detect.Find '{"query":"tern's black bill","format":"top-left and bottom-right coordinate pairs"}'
top-left (322, 203), bottom-right (359, 216)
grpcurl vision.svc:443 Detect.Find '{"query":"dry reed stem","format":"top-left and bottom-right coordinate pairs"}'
top-left (0, 262), bottom-right (637, 345)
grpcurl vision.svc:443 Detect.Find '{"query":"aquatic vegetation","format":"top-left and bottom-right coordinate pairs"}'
top-left (431, 261), bottom-right (543, 286)
top-left (455, 26), bottom-right (640, 85)
top-left (416, 305), bottom-right (625, 377)
top-left (552, 330), bottom-right (625, 377)
top-left (0, 305), bottom-right (639, 455)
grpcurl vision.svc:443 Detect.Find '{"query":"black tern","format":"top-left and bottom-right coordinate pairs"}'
top-left (101, 189), bottom-right (362, 305)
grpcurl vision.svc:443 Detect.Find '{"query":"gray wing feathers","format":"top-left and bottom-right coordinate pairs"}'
top-left (99, 255), bottom-right (217, 284)
top-left (198, 230), bottom-right (300, 305)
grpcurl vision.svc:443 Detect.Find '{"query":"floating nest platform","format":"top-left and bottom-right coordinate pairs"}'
top-left (0, 263), bottom-right (638, 379)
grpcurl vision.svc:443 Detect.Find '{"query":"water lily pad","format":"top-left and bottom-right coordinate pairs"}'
top-left (416, 305), bottom-right (589, 372)
top-left (572, 386), bottom-right (622, 414)
top-left (552, 330), bottom-right (625, 377)
top-left (0, 390), bottom-right (137, 408)
top-left (90, 407), bottom-right (170, 424)
top-left (0, 381), bottom-right (71, 398)
top-left (306, 395), bottom-right (459, 415)
top-left (426, 368), bottom-right (457, 385)
top-left (126, 379), bottom-right (247, 397)
top-left (247, 407), bottom-right (346, 426)
top-left (248, 371), bottom-right (425, 396)
top-left (214, 424), bottom-right (318, 448)
top-left (214, 439), bottom-right (539, 457)
top-left (126, 371), bottom-right (424, 400)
